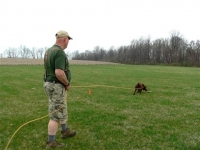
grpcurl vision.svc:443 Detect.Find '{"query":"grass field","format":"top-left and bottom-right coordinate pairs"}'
top-left (0, 64), bottom-right (200, 150)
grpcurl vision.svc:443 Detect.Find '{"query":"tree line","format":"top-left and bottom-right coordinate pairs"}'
top-left (1, 31), bottom-right (199, 67)
top-left (72, 31), bottom-right (200, 67)
top-left (0, 45), bottom-right (47, 59)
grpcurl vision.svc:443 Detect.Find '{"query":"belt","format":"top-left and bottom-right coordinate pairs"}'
top-left (46, 80), bottom-right (64, 86)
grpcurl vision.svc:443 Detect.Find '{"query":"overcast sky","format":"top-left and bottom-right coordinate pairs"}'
top-left (0, 0), bottom-right (199, 54)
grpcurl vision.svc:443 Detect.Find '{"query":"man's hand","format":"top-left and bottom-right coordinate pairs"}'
top-left (65, 85), bottom-right (70, 91)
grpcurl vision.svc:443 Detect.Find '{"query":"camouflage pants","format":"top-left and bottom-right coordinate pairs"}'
top-left (44, 82), bottom-right (68, 122)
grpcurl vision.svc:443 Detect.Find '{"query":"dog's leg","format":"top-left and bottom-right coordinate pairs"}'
top-left (139, 89), bottom-right (142, 94)
top-left (133, 89), bottom-right (137, 95)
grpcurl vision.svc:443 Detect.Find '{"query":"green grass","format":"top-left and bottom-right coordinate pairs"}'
top-left (0, 65), bottom-right (200, 150)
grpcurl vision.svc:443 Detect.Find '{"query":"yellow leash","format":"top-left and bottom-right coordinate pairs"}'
top-left (4, 91), bottom-right (68, 150)
top-left (73, 85), bottom-right (132, 90)
top-left (4, 85), bottom-right (133, 150)
top-left (5, 114), bottom-right (50, 150)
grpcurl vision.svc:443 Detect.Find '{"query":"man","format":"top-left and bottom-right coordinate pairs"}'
top-left (44, 30), bottom-right (76, 148)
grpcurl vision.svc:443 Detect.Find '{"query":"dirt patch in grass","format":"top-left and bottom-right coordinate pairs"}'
top-left (0, 58), bottom-right (119, 65)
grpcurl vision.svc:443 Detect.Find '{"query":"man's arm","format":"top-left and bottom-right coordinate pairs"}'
top-left (55, 69), bottom-right (70, 90)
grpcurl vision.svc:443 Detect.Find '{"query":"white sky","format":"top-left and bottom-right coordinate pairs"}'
top-left (0, 0), bottom-right (199, 54)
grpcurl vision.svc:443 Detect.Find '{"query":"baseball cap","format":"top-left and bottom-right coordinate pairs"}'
top-left (55, 30), bottom-right (73, 40)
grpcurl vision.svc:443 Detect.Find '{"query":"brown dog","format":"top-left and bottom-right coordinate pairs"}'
top-left (133, 83), bottom-right (147, 95)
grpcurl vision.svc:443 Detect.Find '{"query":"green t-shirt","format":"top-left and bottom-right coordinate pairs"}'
top-left (44, 45), bottom-right (71, 82)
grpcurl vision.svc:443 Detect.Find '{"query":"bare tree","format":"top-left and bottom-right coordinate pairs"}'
top-left (36, 48), bottom-right (45, 59)
top-left (169, 31), bottom-right (185, 64)
top-left (196, 40), bottom-right (200, 66)
top-left (19, 45), bottom-right (31, 58)
top-left (4, 47), bottom-right (18, 58)
top-left (30, 47), bottom-right (37, 59)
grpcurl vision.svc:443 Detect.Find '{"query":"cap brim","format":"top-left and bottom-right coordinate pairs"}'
top-left (68, 36), bottom-right (73, 40)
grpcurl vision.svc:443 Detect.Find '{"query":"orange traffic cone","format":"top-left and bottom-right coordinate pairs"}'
top-left (88, 89), bottom-right (92, 94)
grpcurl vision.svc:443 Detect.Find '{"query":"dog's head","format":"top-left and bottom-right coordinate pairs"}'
top-left (142, 84), bottom-right (147, 91)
